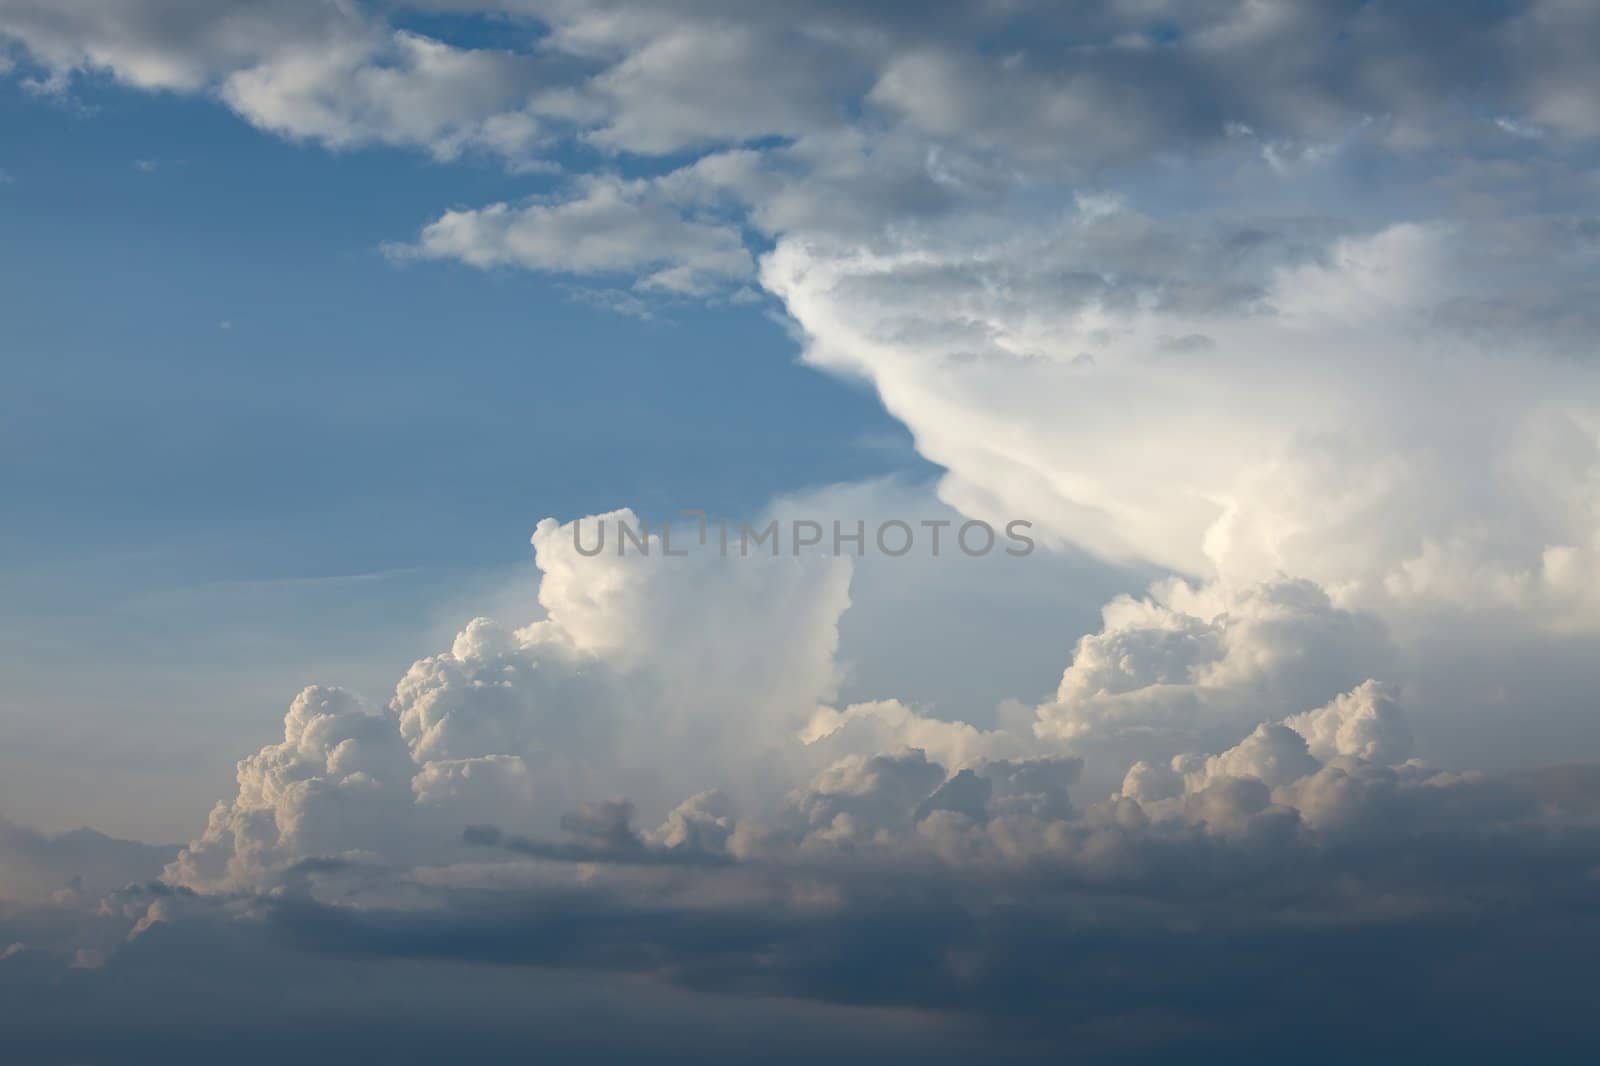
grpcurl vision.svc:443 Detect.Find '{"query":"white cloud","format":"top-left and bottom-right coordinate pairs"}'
top-left (219, 29), bottom-right (557, 161)
top-left (1017, 575), bottom-right (1397, 797)
top-left (0, 1), bottom-right (564, 162)
top-left (392, 177), bottom-right (753, 293)
top-left (163, 685), bottom-right (416, 891)
top-left (802, 699), bottom-right (1027, 771)
top-left (585, 22), bottom-right (855, 154)
top-left (0, 0), bottom-right (342, 93)
top-left (165, 508), bottom-right (853, 891)
top-left (1284, 680), bottom-right (1411, 765)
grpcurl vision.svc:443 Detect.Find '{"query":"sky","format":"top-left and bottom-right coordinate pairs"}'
top-left (3, 2), bottom-right (1600, 1062)
top-left (0, 64), bottom-right (933, 837)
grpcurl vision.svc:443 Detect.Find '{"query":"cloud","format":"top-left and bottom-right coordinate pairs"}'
top-left (0, 818), bottom-right (175, 902)
top-left (764, 210), bottom-right (1600, 593)
top-left (9, 2), bottom-right (1600, 1058)
top-left (13, 679), bottom-right (1600, 1060)
top-left (6, 492), bottom-right (1600, 1059)
top-left (584, 21), bottom-right (857, 154)
top-left (0, 1), bottom-right (571, 162)
top-left (162, 509), bottom-right (853, 892)
top-left (90, 499), bottom-right (1586, 1037)
top-left (0, 892), bottom-right (991, 1064)
top-left (217, 28), bottom-right (562, 162)
top-left (0, 0), bottom-right (341, 93)
top-left (390, 177), bottom-right (754, 294)
top-left (1029, 576), bottom-right (1392, 786)
top-left (8, 2), bottom-right (1600, 167)
top-left (1283, 680), bottom-right (1411, 765)
top-left (802, 699), bottom-right (1027, 771)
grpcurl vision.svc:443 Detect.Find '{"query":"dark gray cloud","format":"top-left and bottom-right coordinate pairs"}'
top-left (0, 816), bottom-right (176, 901)
top-left (211, 756), bottom-right (1600, 1057)
top-left (5, 758), bottom-right (1599, 1061)
top-left (0, 900), bottom-right (1000, 1064)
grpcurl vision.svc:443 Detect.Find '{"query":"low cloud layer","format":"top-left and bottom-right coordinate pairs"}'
top-left (5, 516), bottom-right (1599, 1060)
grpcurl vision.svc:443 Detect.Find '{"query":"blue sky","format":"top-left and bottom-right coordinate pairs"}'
top-left (0, 75), bottom-right (934, 836)
top-left (1, 77), bottom-right (915, 572)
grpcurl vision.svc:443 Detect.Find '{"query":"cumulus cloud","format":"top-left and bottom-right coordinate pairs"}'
top-left (390, 176), bottom-right (754, 293)
top-left (130, 492), bottom-right (1506, 960)
top-left (217, 29), bottom-right (563, 161)
top-left (17, 645), bottom-right (1600, 1061)
top-left (1284, 680), bottom-right (1411, 765)
top-left (12, 1), bottom-right (1600, 295)
top-left (802, 699), bottom-right (1028, 771)
top-left (1031, 576), bottom-right (1391, 784)
top-left (5, 492), bottom-right (1600, 1060)
top-left (160, 509), bottom-right (852, 892)
top-left (0, 0), bottom-right (572, 161)
top-left (8, 1), bottom-right (1599, 156)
